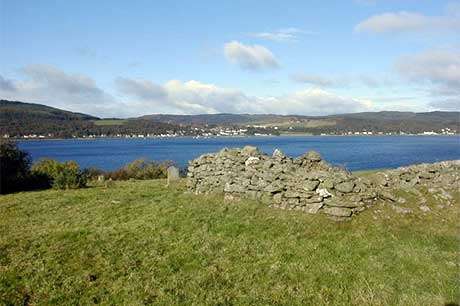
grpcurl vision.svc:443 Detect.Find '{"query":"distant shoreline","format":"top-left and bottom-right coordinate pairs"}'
top-left (12, 134), bottom-right (460, 142)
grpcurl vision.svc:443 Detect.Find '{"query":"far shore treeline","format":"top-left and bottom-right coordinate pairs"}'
top-left (0, 140), bottom-right (176, 194)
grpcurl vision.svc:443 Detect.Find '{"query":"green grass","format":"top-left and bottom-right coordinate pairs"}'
top-left (0, 180), bottom-right (459, 305)
top-left (352, 169), bottom-right (386, 176)
top-left (92, 119), bottom-right (128, 126)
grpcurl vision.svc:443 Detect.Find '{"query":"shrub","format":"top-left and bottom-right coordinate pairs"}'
top-left (0, 140), bottom-right (31, 194)
top-left (83, 167), bottom-right (105, 180)
top-left (106, 159), bottom-right (173, 181)
top-left (32, 159), bottom-right (87, 189)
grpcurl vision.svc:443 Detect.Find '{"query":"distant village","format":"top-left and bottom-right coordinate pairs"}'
top-left (3, 126), bottom-right (457, 140)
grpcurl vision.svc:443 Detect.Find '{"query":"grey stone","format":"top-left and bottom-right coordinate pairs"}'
top-left (167, 166), bottom-right (180, 185)
top-left (264, 182), bottom-right (283, 193)
top-left (321, 179), bottom-right (335, 189)
top-left (378, 190), bottom-right (397, 202)
top-left (303, 180), bottom-right (320, 191)
top-left (305, 151), bottom-right (322, 162)
top-left (305, 195), bottom-right (323, 203)
top-left (335, 181), bottom-right (355, 193)
top-left (287, 198), bottom-right (299, 205)
top-left (245, 156), bottom-right (260, 166)
top-left (272, 148), bottom-right (285, 159)
top-left (304, 202), bottom-right (324, 214)
top-left (284, 191), bottom-right (301, 198)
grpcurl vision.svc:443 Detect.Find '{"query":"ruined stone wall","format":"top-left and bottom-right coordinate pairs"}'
top-left (366, 160), bottom-right (460, 204)
top-left (186, 146), bottom-right (459, 220)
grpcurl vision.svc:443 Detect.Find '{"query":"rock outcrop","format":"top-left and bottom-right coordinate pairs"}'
top-left (186, 146), bottom-right (459, 220)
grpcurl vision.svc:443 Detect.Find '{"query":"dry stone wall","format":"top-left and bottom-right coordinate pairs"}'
top-left (186, 146), bottom-right (459, 220)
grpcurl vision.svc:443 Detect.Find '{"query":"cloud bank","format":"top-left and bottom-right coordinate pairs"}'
top-left (0, 65), bottom-right (374, 117)
top-left (116, 78), bottom-right (372, 116)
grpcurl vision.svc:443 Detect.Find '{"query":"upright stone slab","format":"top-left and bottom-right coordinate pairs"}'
top-left (167, 166), bottom-right (180, 186)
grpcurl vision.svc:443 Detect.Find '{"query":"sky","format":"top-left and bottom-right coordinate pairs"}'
top-left (0, 0), bottom-right (459, 118)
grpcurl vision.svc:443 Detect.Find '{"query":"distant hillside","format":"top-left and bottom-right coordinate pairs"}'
top-left (1, 99), bottom-right (459, 137)
top-left (0, 100), bottom-right (99, 137)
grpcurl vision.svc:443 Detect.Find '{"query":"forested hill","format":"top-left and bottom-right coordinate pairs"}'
top-left (1, 99), bottom-right (459, 138)
top-left (1, 100), bottom-right (99, 137)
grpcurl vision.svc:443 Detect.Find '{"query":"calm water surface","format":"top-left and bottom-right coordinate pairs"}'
top-left (18, 136), bottom-right (460, 171)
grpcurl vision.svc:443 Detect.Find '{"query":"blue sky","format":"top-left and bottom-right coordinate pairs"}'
top-left (0, 0), bottom-right (459, 117)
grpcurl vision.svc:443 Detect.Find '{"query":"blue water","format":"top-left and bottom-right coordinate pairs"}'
top-left (17, 136), bottom-right (460, 171)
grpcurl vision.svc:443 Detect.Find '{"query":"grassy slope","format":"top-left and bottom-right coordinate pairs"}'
top-left (0, 180), bottom-right (459, 305)
top-left (92, 119), bottom-right (128, 126)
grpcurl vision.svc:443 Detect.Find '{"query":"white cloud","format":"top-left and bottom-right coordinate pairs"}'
top-left (355, 9), bottom-right (460, 34)
top-left (224, 41), bottom-right (279, 71)
top-left (21, 64), bottom-right (106, 98)
top-left (116, 77), bottom-right (166, 100)
top-left (395, 48), bottom-right (460, 94)
top-left (249, 28), bottom-right (314, 42)
top-left (395, 48), bottom-right (460, 110)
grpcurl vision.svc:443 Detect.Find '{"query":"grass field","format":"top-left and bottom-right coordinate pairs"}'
top-left (92, 119), bottom-right (128, 126)
top-left (0, 180), bottom-right (459, 305)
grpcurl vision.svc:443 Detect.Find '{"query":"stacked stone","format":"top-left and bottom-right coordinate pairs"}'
top-left (367, 160), bottom-right (460, 201)
top-left (187, 146), bottom-right (459, 220)
top-left (187, 146), bottom-right (377, 220)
